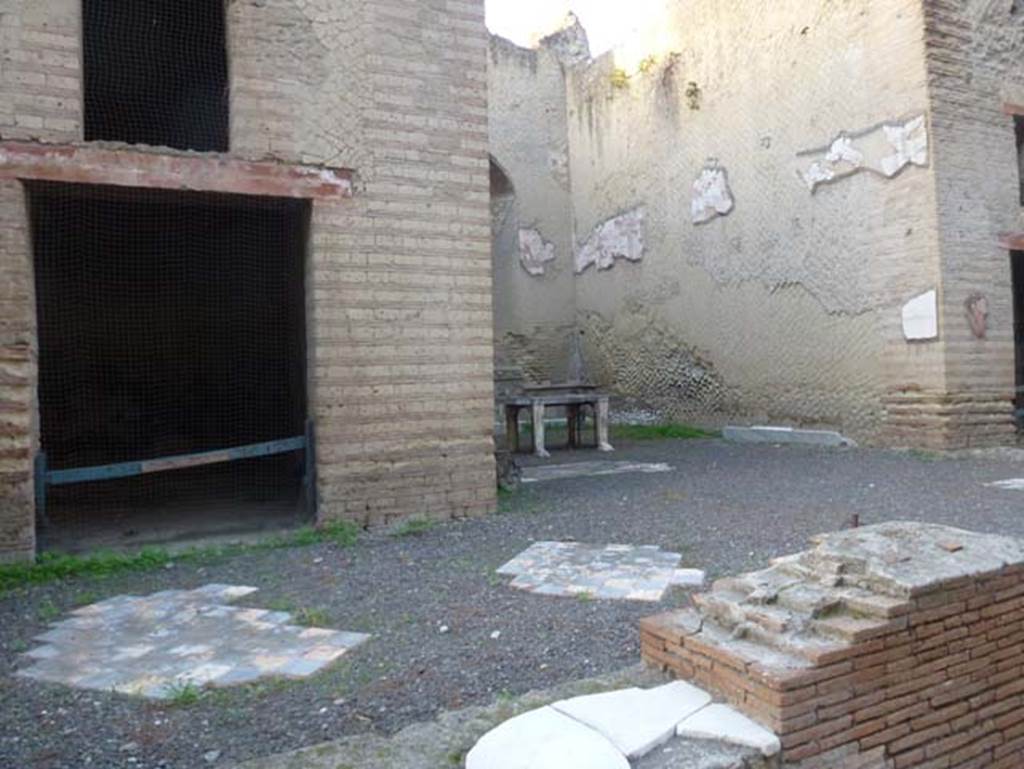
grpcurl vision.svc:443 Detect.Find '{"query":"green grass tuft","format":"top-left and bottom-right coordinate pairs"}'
top-left (164, 680), bottom-right (203, 707)
top-left (292, 606), bottom-right (332, 627)
top-left (388, 516), bottom-right (436, 537)
top-left (0, 520), bottom-right (361, 593)
top-left (612, 423), bottom-right (718, 441)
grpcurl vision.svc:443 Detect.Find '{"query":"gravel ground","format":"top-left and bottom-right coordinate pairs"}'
top-left (4, 438), bottom-right (1024, 769)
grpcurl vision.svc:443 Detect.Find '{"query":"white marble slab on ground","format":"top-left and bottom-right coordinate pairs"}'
top-left (18, 584), bottom-right (370, 699)
top-left (497, 542), bottom-right (701, 601)
top-left (522, 461), bottom-right (672, 484)
top-left (552, 681), bottom-right (712, 759)
top-left (987, 478), bottom-right (1024, 490)
top-left (465, 706), bottom-right (629, 769)
top-left (676, 703), bottom-right (781, 756)
top-left (464, 682), bottom-right (782, 768)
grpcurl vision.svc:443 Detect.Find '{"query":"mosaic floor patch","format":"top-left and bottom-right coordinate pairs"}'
top-left (497, 542), bottom-right (704, 601)
top-left (522, 462), bottom-right (672, 484)
top-left (18, 584), bottom-right (369, 699)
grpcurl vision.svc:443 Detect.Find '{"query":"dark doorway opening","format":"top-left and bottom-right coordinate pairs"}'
top-left (83, 0), bottom-right (230, 152)
top-left (1013, 251), bottom-right (1024, 425)
top-left (29, 183), bottom-right (310, 552)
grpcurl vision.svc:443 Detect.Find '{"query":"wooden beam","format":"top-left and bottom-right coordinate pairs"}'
top-left (1000, 232), bottom-right (1024, 250)
top-left (0, 141), bottom-right (352, 199)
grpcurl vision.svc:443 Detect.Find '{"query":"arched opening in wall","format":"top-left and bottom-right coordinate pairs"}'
top-left (489, 156), bottom-right (519, 372)
top-left (1010, 111), bottom-right (1024, 427)
top-left (489, 157), bottom-right (522, 434)
top-left (1013, 249), bottom-right (1024, 426)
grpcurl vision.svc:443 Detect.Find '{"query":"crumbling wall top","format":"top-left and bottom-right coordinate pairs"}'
top-left (795, 521), bottom-right (1024, 597)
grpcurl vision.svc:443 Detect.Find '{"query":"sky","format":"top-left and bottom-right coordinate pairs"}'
top-left (485, 0), bottom-right (667, 59)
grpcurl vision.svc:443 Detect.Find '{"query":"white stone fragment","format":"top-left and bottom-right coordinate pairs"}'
top-left (676, 703), bottom-right (781, 757)
top-left (521, 461), bottom-right (672, 484)
top-left (801, 115), bottom-right (928, 192)
top-left (987, 478), bottom-right (1024, 491)
top-left (671, 569), bottom-right (706, 587)
top-left (881, 115), bottom-right (928, 177)
top-left (552, 682), bottom-right (712, 760)
top-left (574, 207), bottom-right (645, 274)
top-left (518, 228), bottom-right (557, 276)
top-left (723, 426), bottom-right (857, 448)
top-left (691, 162), bottom-right (734, 224)
top-left (902, 289), bottom-right (938, 341)
top-left (465, 706), bottom-right (629, 769)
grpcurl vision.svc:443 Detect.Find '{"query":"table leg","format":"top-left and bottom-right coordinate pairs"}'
top-left (597, 397), bottom-right (613, 452)
top-left (531, 401), bottom-right (550, 458)
top-left (505, 406), bottom-right (519, 452)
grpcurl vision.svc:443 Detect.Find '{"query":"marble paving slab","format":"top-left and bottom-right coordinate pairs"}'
top-left (497, 542), bottom-right (703, 601)
top-left (18, 584), bottom-right (369, 699)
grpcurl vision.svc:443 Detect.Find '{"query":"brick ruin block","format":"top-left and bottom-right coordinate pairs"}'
top-left (640, 522), bottom-right (1024, 768)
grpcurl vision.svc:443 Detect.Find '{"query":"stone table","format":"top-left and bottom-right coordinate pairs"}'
top-left (503, 384), bottom-right (613, 458)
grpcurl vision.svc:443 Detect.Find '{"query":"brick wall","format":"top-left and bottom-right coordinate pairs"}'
top-left (913, 0), bottom-right (1024, 448)
top-left (228, 0), bottom-right (497, 527)
top-left (0, 181), bottom-right (35, 562)
top-left (641, 523), bottom-right (1024, 768)
top-left (307, 0), bottom-right (495, 527)
top-left (0, 0), bottom-right (496, 559)
top-left (0, 0), bottom-right (80, 144)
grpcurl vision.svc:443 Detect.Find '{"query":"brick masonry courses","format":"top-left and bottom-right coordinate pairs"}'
top-left (0, 0), bottom-right (496, 561)
top-left (640, 522), bottom-right (1024, 768)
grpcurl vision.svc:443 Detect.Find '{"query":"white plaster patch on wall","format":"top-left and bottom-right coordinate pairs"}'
top-left (547, 147), bottom-right (571, 189)
top-left (574, 207), bottom-right (646, 274)
top-left (800, 115), bottom-right (929, 192)
top-left (902, 289), bottom-right (939, 341)
top-left (518, 228), bottom-right (557, 276)
top-left (691, 160), bottom-right (735, 224)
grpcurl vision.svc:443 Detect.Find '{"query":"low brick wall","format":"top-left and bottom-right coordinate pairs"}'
top-left (640, 523), bottom-right (1024, 768)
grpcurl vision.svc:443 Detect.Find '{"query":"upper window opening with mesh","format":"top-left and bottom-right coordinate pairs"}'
top-left (83, 0), bottom-right (230, 152)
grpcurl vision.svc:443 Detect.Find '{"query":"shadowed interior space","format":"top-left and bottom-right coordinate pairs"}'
top-left (29, 182), bottom-right (311, 553)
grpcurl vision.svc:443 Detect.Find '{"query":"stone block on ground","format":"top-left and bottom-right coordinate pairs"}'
top-left (676, 704), bottom-right (780, 756)
top-left (464, 706), bottom-right (629, 769)
top-left (552, 681), bottom-right (712, 759)
top-left (723, 426), bottom-right (856, 448)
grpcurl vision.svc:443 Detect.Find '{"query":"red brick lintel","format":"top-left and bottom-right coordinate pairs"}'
top-left (1000, 232), bottom-right (1024, 251)
top-left (0, 141), bottom-right (353, 200)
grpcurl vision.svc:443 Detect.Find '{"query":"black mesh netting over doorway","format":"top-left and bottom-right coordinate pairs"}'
top-left (83, 0), bottom-right (230, 152)
top-left (28, 182), bottom-right (311, 552)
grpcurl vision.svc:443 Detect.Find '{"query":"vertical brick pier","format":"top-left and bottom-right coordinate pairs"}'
top-left (641, 522), bottom-right (1024, 768)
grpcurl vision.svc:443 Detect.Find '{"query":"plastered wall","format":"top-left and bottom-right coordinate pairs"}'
top-left (566, 0), bottom-right (944, 442)
top-left (0, 0), bottom-right (496, 560)
top-left (489, 1), bottom-right (1024, 444)
top-left (487, 35), bottom-right (577, 385)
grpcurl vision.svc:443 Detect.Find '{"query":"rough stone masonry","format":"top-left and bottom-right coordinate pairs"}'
top-left (641, 522), bottom-right (1024, 768)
